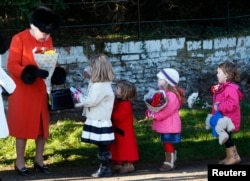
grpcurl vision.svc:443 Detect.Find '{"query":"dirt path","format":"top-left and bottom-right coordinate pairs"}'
top-left (1, 157), bottom-right (249, 181)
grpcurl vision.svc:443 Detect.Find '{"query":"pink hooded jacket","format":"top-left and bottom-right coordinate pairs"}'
top-left (146, 91), bottom-right (182, 134)
top-left (212, 82), bottom-right (244, 131)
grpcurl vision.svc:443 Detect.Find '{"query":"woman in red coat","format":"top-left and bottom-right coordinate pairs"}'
top-left (108, 80), bottom-right (139, 174)
top-left (7, 6), bottom-right (61, 176)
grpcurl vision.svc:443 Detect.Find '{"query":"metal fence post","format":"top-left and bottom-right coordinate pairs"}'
top-left (137, 0), bottom-right (141, 38)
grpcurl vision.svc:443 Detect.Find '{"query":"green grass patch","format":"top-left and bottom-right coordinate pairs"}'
top-left (1, 103), bottom-right (250, 170)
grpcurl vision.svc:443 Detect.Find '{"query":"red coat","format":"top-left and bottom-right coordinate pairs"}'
top-left (108, 99), bottom-right (139, 162)
top-left (7, 29), bottom-right (52, 139)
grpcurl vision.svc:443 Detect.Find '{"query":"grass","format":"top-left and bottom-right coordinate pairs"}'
top-left (1, 103), bottom-right (250, 170)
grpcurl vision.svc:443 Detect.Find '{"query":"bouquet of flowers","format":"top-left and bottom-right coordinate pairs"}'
top-left (144, 89), bottom-right (168, 112)
top-left (211, 84), bottom-right (220, 94)
top-left (70, 86), bottom-right (84, 103)
top-left (33, 47), bottom-right (58, 94)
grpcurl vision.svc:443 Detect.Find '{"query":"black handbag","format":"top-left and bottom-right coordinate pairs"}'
top-left (49, 87), bottom-right (75, 111)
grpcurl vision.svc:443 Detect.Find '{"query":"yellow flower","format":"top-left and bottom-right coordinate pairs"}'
top-left (44, 50), bottom-right (56, 54)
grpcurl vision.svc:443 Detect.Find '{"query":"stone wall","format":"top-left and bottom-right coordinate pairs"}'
top-left (1, 35), bottom-right (250, 120)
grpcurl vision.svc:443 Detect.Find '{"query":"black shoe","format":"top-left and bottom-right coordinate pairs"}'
top-left (34, 162), bottom-right (51, 174)
top-left (14, 165), bottom-right (30, 176)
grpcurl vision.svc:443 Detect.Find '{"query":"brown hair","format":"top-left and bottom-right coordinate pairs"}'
top-left (89, 53), bottom-right (115, 82)
top-left (170, 85), bottom-right (186, 105)
top-left (218, 61), bottom-right (240, 83)
top-left (161, 83), bottom-right (186, 105)
top-left (116, 80), bottom-right (137, 100)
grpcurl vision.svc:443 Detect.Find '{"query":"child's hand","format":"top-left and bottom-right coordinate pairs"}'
top-left (70, 87), bottom-right (83, 103)
top-left (77, 67), bottom-right (91, 79)
top-left (146, 111), bottom-right (155, 119)
top-left (75, 102), bottom-right (84, 108)
top-left (213, 102), bottom-right (220, 111)
top-left (74, 92), bottom-right (84, 103)
top-left (83, 67), bottom-right (91, 79)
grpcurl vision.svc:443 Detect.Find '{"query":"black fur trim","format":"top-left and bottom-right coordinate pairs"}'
top-left (21, 65), bottom-right (37, 84)
top-left (51, 67), bottom-right (66, 85)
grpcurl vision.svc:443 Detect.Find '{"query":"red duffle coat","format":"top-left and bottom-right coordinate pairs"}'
top-left (108, 99), bottom-right (139, 162)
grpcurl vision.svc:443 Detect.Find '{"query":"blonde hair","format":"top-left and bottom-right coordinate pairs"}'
top-left (116, 80), bottom-right (137, 100)
top-left (89, 53), bottom-right (115, 82)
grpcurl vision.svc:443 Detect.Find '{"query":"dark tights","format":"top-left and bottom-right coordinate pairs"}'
top-left (97, 144), bottom-right (110, 166)
top-left (224, 132), bottom-right (234, 148)
top-left (98, 144), bottom-right (109, 152)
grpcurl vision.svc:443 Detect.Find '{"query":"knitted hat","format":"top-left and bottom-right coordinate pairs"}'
top-left (29, 6), bottom-right (60, 34)
top-left (157, 68), bottom-right (179, 86)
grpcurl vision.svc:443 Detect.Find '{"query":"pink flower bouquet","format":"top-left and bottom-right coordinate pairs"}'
top-left (70, 87), bottom-right (83, 103)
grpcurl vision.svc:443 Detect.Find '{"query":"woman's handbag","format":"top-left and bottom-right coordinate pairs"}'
top-left (49, 87), bottom-right (75, 111)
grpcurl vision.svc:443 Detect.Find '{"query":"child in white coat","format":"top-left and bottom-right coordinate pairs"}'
top-left (77, 53), bottom-right (115, 177)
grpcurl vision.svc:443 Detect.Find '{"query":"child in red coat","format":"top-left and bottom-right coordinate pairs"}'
top-left (108, 80), bottom-right (139, 174)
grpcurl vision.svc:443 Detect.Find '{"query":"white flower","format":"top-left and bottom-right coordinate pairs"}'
top-left (187, 92), bottom-right (199, 108)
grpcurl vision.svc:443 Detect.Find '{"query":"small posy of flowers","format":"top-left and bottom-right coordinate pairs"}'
top-left (144, 89), bottom-right (168, 112)
top-left (211, 84), bottom-right (220, 94)
top-left (70, 87), bottom-right (83, 103)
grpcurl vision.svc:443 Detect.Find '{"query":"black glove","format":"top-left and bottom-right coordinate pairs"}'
top-left (1, 86), bottom-right (10, 96)
top-left (0, 33), bottom-right (8, 54)
top-left (35, 69), bottom-right (49, 79)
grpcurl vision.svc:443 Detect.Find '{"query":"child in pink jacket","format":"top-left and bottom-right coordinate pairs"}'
top-left (210, 61), bottom-right (243, 165)
top-left (146, 68), bottom-right (186, 171)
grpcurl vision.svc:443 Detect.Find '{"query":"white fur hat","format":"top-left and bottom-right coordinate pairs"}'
top-left (157, 68), bottom-right (179, 86)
